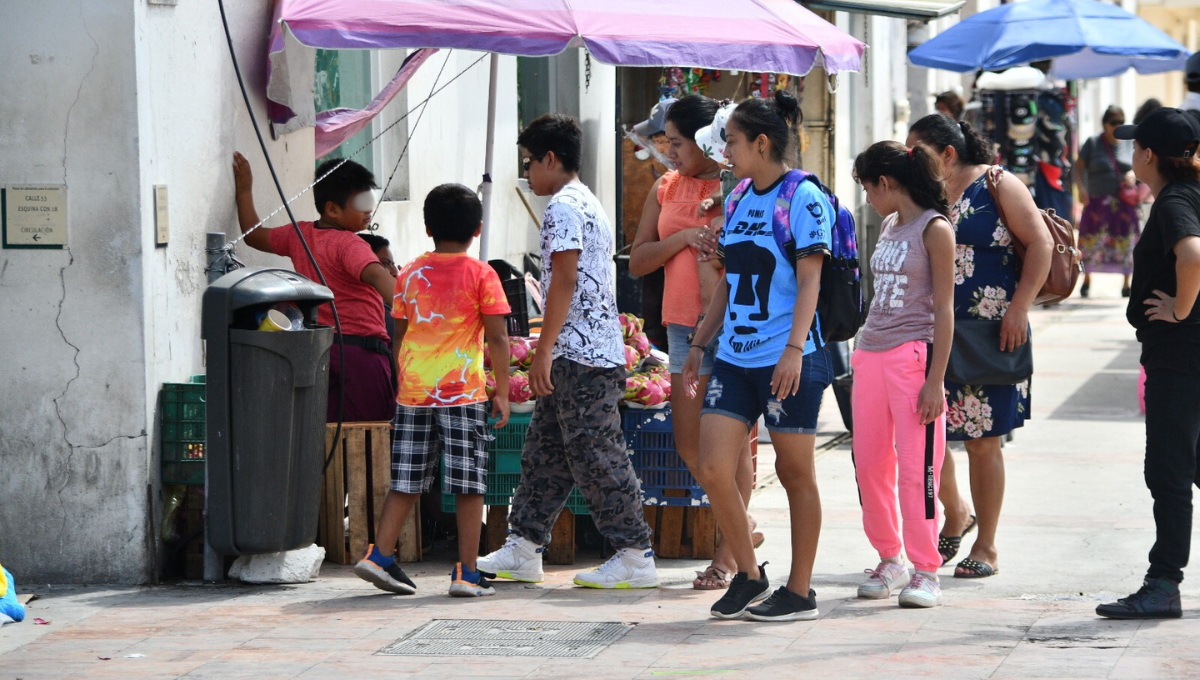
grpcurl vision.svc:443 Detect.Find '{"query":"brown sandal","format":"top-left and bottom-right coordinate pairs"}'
top-left (692, 565), bottom-right (733, 590)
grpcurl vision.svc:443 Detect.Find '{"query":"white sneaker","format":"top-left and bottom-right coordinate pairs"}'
top-left (857, 561), bottom-right (911, 599)
top-left (899, 572), bottom-right (943, 608)
top-left (477, 535), bottom-right (545, 582)
top-left (573, 548), bottom-right (659, 589)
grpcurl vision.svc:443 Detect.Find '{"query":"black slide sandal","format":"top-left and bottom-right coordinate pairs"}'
top-left (937, 514), bottom-right (976, 566)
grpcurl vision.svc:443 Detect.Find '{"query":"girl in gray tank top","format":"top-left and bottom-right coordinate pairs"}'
top-left (847, 141), bottom-right (957, 609)
top-left (858, 208), bottom-right (944, 351)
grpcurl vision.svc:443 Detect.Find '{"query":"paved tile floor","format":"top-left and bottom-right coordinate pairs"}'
top-left (4, 277), bottom-right (1200, 679)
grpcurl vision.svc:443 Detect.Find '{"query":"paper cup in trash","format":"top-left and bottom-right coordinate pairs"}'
top-left (258, 308), bottom-right (292, 332)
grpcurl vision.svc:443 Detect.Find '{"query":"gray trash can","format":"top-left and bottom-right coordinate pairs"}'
top-left (201, 268), bottom-right (335, 555)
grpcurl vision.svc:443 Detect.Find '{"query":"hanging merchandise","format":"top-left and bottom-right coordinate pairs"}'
top-left (1006, 93), bottom-right (1038, 183)
top-left (1033, 88), bottom-right (1075, 218)
top-left (973, 84), bottom-right (1077, 218)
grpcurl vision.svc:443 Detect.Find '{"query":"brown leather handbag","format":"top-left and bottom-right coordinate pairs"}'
top-left (985, 167), bottom-right (1083, 306)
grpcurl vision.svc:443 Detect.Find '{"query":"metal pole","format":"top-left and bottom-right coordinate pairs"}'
top-left (206, 232), bottom-right (226, 285)
top-left (203, 232), bottom-right (226, 582)
top-left (479, 53), bottom-right (500, 263)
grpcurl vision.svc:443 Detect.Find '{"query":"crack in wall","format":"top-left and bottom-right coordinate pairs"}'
top-left (52, 248), bottom-right (82, 456)
top-left (52, 3), bottom-right (100, 534)
top-left (63, 0), bottom-right (99, 184)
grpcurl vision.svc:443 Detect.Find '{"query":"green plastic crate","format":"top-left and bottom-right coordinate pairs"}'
top-left (491, 411), bottom-right (532, 474)
top-left (161, 376), bottom-right (206, 485)
top-left (440, 473), bottom-right (590, 516)
top-left (440, 411), bottom-right (589, 515)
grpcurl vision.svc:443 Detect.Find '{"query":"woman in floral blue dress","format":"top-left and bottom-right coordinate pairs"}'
top-left (908, 115), bottom-right (1053, 578)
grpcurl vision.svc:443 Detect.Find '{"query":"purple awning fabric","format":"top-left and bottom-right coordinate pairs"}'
top-left (314, 48), bottom-right (436, 158)
top-left (267, 0), bottom-right (865, 127)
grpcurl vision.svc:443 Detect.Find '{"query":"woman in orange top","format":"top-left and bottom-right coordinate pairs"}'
top-left (629, 95), bottom-right (758, 590)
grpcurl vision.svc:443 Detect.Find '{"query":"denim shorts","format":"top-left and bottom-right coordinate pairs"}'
top-left (666, 323), bottom-right (718, 375)
top-left (701, 350), bottom-right (833, 434)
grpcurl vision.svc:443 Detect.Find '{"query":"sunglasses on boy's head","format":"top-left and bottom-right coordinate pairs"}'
top-left (521, 153), bottom-right (547, 172)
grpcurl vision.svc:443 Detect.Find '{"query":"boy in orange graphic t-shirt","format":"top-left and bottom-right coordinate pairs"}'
top-left (353, 184), bottom-right (511, 598)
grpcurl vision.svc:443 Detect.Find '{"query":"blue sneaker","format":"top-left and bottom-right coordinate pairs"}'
top-left (354, 544), bottom-right (416, 595)
top-left (449, 563), bottom-right (496, 598)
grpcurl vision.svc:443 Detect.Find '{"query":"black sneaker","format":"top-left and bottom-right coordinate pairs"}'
top-left (745, 587), bottom-right (819, 622)
top-left (1096, 578), bottom-right (1181, 619)
top-left (710, 563), bottom-right (770, 619)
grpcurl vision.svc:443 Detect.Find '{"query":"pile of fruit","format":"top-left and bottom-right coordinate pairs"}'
top-left (484, 336), bottom-right (538, 405)
top-left (621, 313), bottom-right (670, 408)
top-left (482, 315), bottom-right (671, 408)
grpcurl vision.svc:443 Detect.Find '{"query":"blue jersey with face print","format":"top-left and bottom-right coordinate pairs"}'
top-left (717, 175), bottom-right (832, 368)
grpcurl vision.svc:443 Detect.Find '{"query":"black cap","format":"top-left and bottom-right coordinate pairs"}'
top-left (1188, 52), bottom-right (1200, 84)
top-left (1113, 107), bottom-right (1200, 159)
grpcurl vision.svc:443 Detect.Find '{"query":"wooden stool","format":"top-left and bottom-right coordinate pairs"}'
top-left (643, 489), bottom-right (718, 559)
top-left (318, 422), bottom-right (421, 564)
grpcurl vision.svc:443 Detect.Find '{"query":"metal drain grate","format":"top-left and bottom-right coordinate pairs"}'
top-left (377, 619), bottom-right (635, 658)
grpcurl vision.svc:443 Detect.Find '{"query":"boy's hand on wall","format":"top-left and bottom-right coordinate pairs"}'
top-left (232, 152), bottom-right (254, 195)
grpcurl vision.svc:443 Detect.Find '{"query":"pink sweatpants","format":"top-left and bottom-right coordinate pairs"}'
top-left (851, 341), bottom-right (946, 573)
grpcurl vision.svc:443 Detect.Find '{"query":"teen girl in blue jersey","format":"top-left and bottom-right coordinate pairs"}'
top-left (683, 91), bottom-right (834, 621)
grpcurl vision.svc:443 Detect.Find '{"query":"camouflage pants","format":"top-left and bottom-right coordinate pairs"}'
top-left (508, 358), bottom-right (653, 550)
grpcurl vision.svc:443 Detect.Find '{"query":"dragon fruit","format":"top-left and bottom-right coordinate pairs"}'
top-left (652, 374), bottom-right (672, 402)
top-left (628, 331), bottom-right (652, 359)
top-left (523, 335), bottom-right (539, 369)
top-left (625, 373), bottom-right (649, 401)
top-left (485, 371), bottom-right (497, 400)
top-left (635, 379), bottom-right (667, 407)
top-left (508, 370), bottom-right (533, 403)
top-left (620, 312), bottom-right (644, 340)
top-left (625, 345), bottom-right (640, 372)
top-left (645, 364), bottom-right (669, 379)
top-left (510, 337), bottom-right (532, 369)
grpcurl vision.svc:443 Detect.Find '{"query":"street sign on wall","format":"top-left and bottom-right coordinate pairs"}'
top-left (2, 185), bottom-right (67, 249)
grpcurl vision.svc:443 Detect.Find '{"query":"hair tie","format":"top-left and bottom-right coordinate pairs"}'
top-left (906, 146), bottom-right (914, 157)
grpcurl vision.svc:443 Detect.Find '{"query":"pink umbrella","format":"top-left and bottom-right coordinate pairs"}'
top-left (268, 0), bottom-right (864, 256)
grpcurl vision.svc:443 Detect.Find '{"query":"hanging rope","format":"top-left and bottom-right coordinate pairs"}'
top-left (226, 52), bottom-right (488, 250)
top-left (205, 243), bottom-right (245, 278)
top-left (371, 50), bottom-right (454, 226)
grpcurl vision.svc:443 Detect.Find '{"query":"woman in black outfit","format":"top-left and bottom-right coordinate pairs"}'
top-left (1098, 108), bottom-right (1200, 619)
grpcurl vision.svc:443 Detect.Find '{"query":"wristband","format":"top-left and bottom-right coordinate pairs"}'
top-left (1174, 309), bottom-right (1185, 322)
top-left (689, 344), bottom-right (705, 351)
top-left (786, 343), bottom-right (805, 351)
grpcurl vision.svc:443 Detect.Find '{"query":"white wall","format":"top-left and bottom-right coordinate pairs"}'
top-left (369, 48), bottom-right (617, 271)
top-left (0, 0), bottom-right (320, 583)
top-left (133, 0), bottom-right (319, 583)
top-left (0, 1), bottom-right (149, 582)
top-left (368, 51), bottom-right (541, 269)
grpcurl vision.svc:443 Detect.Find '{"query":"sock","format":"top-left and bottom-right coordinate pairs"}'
top-left (883, 555), bottom-right (904, 565)
top-left (368, 544), bottom-right (395, 568)
top-left (916, 570), bottom-right (938, 582)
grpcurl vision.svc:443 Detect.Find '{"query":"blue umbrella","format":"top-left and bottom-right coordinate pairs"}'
top-left (909, 0), bottom-right (1188, 79)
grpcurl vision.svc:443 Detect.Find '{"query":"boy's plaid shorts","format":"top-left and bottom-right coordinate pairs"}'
top-left (391, 402), bottom-right (490, 495)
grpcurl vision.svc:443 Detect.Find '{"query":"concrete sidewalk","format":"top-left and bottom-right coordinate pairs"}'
top-left (3, 275), bottom-right (1198, 679)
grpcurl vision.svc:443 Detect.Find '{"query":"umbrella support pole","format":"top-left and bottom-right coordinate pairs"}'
top-left (480, 53), bottom-right (500, 262)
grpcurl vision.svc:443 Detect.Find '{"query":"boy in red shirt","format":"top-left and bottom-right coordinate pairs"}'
top-left (232, 153), bottom-right (397, 422)
top-left (355, 184), bottom-right (512, 597)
